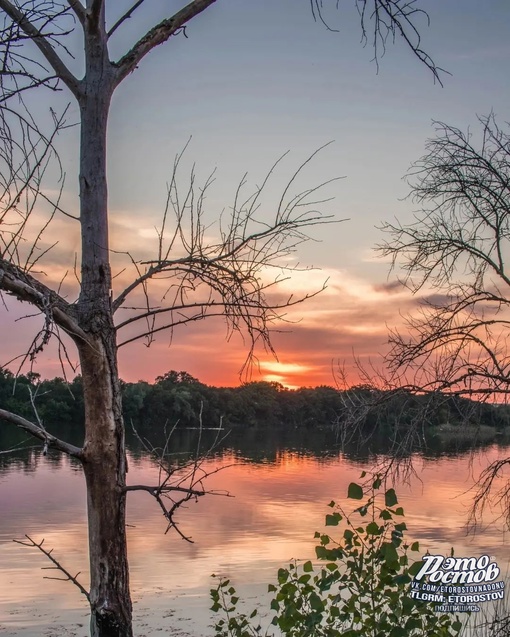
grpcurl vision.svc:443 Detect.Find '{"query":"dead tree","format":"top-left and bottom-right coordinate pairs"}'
top-left (0, 2), bottom-right (442, 636)
top-left (379, 113), bottom-right (510, 525)
top-left (380, 115), bottom-right (510, 397)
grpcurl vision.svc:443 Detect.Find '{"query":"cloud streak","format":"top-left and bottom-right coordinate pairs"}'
top-left (0, 259), bottom-right (421, 387)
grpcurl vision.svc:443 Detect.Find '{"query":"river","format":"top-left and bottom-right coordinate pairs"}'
top-left (0, 430), bottom-right (509, 636)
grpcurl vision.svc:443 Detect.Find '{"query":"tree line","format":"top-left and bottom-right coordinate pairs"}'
top-left (2, 367), bottom-right (509, 441)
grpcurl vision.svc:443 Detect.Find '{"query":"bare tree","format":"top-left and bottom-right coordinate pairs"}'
top-left (381, 114), bottom-right (510, 397)
top-left (379, 113), bottom-right (510, 525)
top-left (0, 1), bottom-right (442, 636)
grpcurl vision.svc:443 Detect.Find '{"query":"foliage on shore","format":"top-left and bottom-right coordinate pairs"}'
top-left (1, 367), bottom-right (509, 446)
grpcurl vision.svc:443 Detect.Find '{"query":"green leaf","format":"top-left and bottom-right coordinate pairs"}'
top-left (393, 574), bottom-right (411, 585)
top-left (373, 477), bottom-right (382, 490)
top-left (385, 488), bottom-right (398, 507)
top-left (209, 489), bottom-right (461, 637)
top-left (325, 512), bottom-right (342, 526)
top-left (348, 482), bottom-right (363, 500)
top-left (381, 541), bottom-right (399, 564)
top-left (408, 560), bottom-right (423, 576)
top-left (366, 521), bottom-right (381, 535)
top-left (315, 546), bottom-right (327, 559)
top-left (404, 617), bottom-right (422, 630)
top-left (360, 471), bottom-right (367, 478)
top-left (309, 593), bottom-right (324, 612)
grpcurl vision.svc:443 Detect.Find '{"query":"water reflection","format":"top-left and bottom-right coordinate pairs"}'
top-left (0, 432), bottom-right (509, 636)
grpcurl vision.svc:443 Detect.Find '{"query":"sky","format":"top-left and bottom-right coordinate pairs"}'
top-left (2, 0), bottom-right (510, 388)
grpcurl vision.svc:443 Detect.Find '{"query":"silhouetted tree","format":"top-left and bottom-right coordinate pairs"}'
top-left (380, 113), bottom-right (510, 524)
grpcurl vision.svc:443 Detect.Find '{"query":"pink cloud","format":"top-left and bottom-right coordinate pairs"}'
top-left (0, 262), bottom-right (421, 388)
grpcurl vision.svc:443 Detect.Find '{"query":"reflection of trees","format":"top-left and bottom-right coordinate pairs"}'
top-left (0, 446), bottom-right (82, 473)
top-left (2, 367), bottom-right (509, 469)
top-left (2, 424), bottom-right (508, 477)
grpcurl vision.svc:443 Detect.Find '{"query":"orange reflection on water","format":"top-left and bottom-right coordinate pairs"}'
top-left (0, 445), bottom-right (509, 635)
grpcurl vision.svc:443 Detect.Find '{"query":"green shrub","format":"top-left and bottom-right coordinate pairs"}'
top-left (210, 475), bottom-right (463, 636)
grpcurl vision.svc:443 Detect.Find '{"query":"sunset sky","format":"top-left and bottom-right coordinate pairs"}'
top-left (2, 0), bottom-right (510, 388)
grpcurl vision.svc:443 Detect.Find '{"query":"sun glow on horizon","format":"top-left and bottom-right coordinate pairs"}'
top-left (259, 360), bottom-right (319, 388)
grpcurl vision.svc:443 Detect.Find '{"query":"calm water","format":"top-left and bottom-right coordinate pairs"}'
top-left (0, 432), bottom-right (509, 636)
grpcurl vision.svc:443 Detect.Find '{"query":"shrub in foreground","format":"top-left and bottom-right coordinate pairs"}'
top-left (211, 476), bottom-right (463, 636)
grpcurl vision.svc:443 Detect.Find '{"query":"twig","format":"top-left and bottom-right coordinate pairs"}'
top-left (127, 405), bottom-right (231, 542)
top-left (13, 534), bottom-right (90, 601)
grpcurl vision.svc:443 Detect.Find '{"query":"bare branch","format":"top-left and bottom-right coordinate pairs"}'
top-left (107, 0), bottom-right (145, 39)
top-left (378, 114), bottom-right (510, 397)
top-left (0, 408), bottom-right (83, 457)
top-left (0, 0), bottom-right (81, 97)
top-left (14, 535), bottom-right (89, 600)
top-left (0, 104), bottom-right (75, 258)
top-left (0, 257), bottom-right (88, 345)
top-left (470, 457), bottom-right (510, 531)
top-left (124, 484), bottom-right (207, 497)
top-left (360, 114), bottom-right (510, 526)
top-left (116, 285), bottom-right (327, 350)
top-left (66, 0), bottom-right (86, 27)
top-left (115, 292), bottom-right (325, 332)
top-left (127, 407), bottom-right (230, 542)
top-left (113, 0), bottom-right (217, 86)
top-left (310, 0), bottom-right (446, 84)
top-left (112, 144), bottom-right (339, 370)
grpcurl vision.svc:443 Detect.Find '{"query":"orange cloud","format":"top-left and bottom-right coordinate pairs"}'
top-left (0, 263), bottom-right (418, 387)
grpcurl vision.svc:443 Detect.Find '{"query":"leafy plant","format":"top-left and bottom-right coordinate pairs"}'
top-left (210, 474), bottom-right (463, 636)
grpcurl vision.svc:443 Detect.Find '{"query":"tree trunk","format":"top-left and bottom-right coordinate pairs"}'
top-left (80, 335), bottom-right (132, 637)
top-left (76, 13), bottom-right (133, 635)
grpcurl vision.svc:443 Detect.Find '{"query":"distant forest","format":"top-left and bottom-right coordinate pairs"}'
top-left (1, 367), bottom-right (510, 440)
